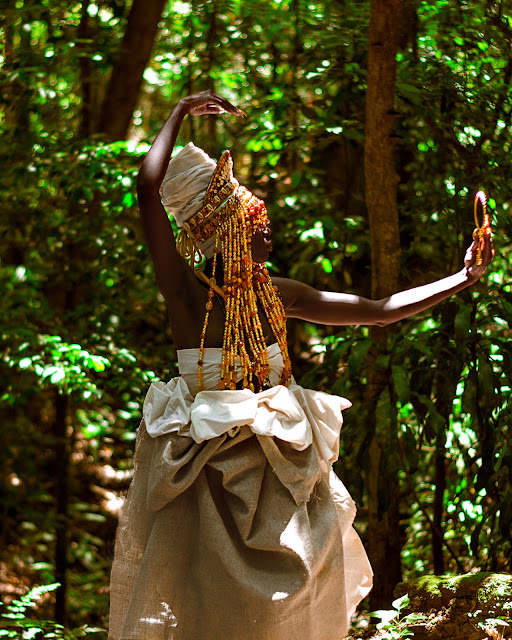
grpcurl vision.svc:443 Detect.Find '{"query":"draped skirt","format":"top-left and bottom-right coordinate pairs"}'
top-left (109, 382), bottom-right (372, 640)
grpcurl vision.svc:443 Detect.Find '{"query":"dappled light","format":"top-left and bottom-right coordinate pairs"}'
top-left (1, 0), bottom-right (511, 639)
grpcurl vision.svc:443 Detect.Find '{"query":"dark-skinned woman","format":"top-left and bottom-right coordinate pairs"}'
top-left (108, 91), bottom-right (494, 640)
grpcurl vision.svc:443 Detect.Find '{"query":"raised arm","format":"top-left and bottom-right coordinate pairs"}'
top-left (276, 230), bottom-right (494, 326)
top-left (137, 90), bottom-right (244, 301)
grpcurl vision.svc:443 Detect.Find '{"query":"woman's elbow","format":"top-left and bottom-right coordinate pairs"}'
top-left (137, 160), bottom-right (162, 191)
top-left (371, 305), bottom-right (396, 327)
top-left (137, 173), bottom-right (161, 199)
top-left (136, 172), bottom-right (153, 191)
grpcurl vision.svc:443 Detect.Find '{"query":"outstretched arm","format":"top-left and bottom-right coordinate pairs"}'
top-left (276, 230), bottom-right (494, 326)
top-left (137, 91), bottom-right (244, 301)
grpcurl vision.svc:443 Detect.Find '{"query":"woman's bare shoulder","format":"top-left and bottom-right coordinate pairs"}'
top-left (271, 276), bottom-right (312, 312)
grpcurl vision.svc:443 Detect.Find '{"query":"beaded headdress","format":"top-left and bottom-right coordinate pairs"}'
top-left (166, 145), bottom-right (292, 392)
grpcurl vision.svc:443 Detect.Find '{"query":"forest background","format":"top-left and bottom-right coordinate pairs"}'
top-left (1, 0), bottom-right (511, 635)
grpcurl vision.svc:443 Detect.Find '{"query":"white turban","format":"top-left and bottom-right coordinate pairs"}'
top-left (160, 142), bottom-right (218, 258)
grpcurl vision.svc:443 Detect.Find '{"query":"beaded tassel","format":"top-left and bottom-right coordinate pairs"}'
top-left (197, 239), bottom-right (219, 392)
top-left (189, 151), bottom-right (292, 393)
top-left (253, 264), bottom-right (292, 387)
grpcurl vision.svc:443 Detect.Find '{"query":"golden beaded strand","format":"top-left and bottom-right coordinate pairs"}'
top-left (187, 152), bottom-right (291, 393)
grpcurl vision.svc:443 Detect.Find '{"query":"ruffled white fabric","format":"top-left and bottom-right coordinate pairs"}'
top-left (143, 343), bottom-right (352, 470)
top-left (144, 379), bottom-right (351, 465)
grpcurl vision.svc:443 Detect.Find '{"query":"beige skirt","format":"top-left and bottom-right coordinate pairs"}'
top-left (109, 382), bottom-right (372, 640)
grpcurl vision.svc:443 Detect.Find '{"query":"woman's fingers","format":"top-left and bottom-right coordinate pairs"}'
top-left (464, 228), bottom-right (494, 280)
top-left (206, 91), bottom-right (246, 116)
top-left (190, 101), bottom-right (227, 116)
top-left (217, 98), bottom-right (246, 116)
top-left (482, 231), bottom-right (494, 264)
top-left (204, 103), bottom-right (225, 113)
top-left (180, 89), bottom-right (246, 117)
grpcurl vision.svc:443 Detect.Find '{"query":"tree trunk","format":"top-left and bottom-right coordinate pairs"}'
top-left (286, 0), bottom-right (301, 174)
top-left (431, 308), bottom-right (467, 574)
top-left (3, 0), bottom-right (31, 141)
top-left (433, 432), bottom-right (446, 574)
top-left (364, 0), bottom-right (403, 610)
top-left (96, 0), bottom-right (167, 141)
top-left (78, 0), bottom-right (95, 139)
top-left (54, 392), bottom-right (69, 624)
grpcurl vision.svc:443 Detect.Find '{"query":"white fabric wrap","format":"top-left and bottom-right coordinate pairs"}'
top-left (143, 379), bottom-right (352, 470)
top-left (159, 142), bottom-right (217, 258)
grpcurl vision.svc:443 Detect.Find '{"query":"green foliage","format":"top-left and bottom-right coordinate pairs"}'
top-left (8, 335), bottom-right (110, 397)
top-left (1, 0), bottom-right (511, 628)
top-left (368, 594), bottom-right (425, 639)
top-left (0, 583), bottom-right (104, 639)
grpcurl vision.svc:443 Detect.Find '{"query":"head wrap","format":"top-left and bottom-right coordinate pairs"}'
top-left (161, 142), bottom-right (292, 392)
top-left (160, 142), bottom-right (218, 258)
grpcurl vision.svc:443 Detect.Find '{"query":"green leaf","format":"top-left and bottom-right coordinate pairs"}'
top-left (392, 593), bottom-right (410, 611)
top-left (87, 355), bottom-right (108, 372)
top-left (375, 353), bottom-right (390, 371)
top-left (376, 387), bottom-right (392, 435)
top-left (348, 340), bottom-right (371, 376)
top-left (320, 257), bottom-right (333, 273)
top-left (368, 609), bottom-right (399, 620)
top-left (50, 368), bottom-right (66, 384)
top-left (83, 424), bottom-right (102, 438)
top-left (290, 171), bottom-right (302, 188)
top-left (123, 192), bottom-right (135, 207)
top-left (454, 305), bottom-right (471, 335)
top-left (83, 512), bottom-right (107, 522)
top-left (392, 364), bottom-right (410, 404)
top-left (42, 366), bottom-right (60, 379)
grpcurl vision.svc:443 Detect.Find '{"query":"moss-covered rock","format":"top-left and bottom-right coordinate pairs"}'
top-left (393, 572), bottom-right (512, 639)
top-left (394, 574), bottom-right (444, 610)
top-left (346, 572), bottom-right (512, 640)
top-left (395, 571), bottom-right (512, 613)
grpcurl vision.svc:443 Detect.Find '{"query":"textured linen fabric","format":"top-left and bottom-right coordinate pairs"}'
top-left (109, 343), bottom-right (373, 640)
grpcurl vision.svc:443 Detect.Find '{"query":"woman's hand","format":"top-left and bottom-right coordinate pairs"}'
top-left (464, 228), bottom-right (494, 282)
top-left (179, 90), bottom-right (246, 118)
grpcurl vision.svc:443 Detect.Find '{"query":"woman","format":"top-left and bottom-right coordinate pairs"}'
top-left (108, 91), bottom-right (493, 640)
